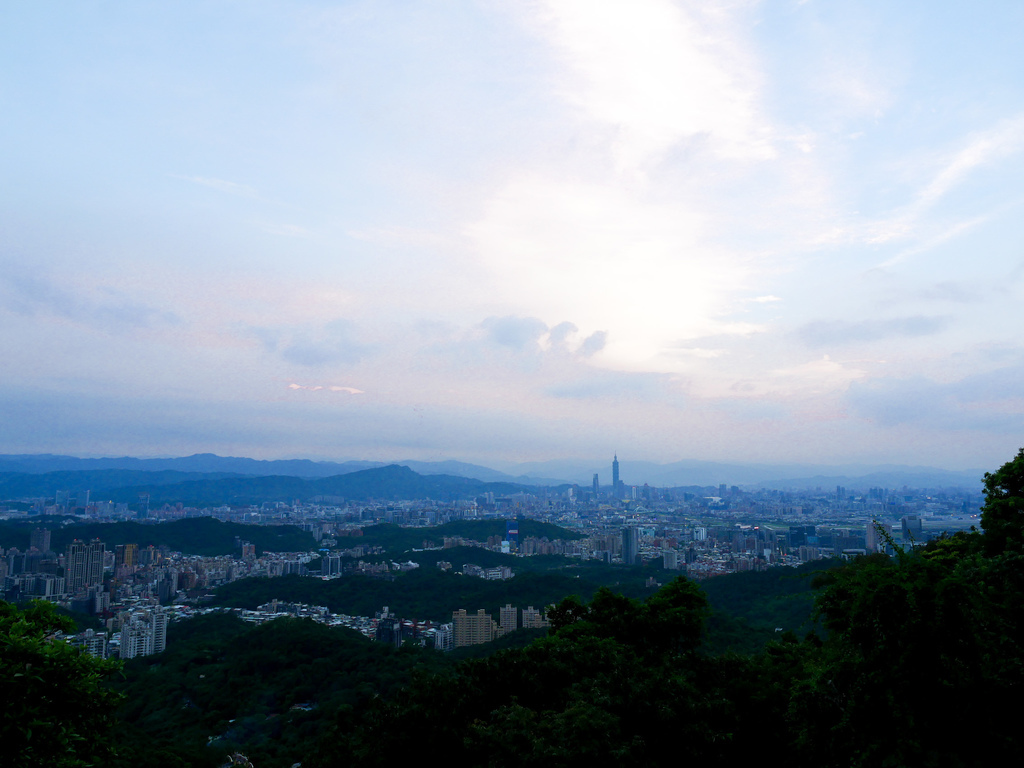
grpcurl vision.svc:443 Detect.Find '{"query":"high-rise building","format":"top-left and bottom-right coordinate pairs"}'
top-left (145, 606), bottom-right (166, 654)
top-left (65, 540), bottom-right (88, 592)
top-left (612, 454), bottom-right (620, 496)
top-left (26, 573), bottom-right (65, 599)
top-left (86, 539), bottom-right (104, 586)
top-left (65, 538), bottom-right (105, 593)
top-left (433, 624), bottom-right (454, 652)
top-left (115, 543), bottom-right (138, 568)
top-left (452, 609), bottom-right (497, 647)
top-left (866, 520), bottom-right (890, 553)
top-left (80, 629), bottom-right (107, 658)
top-left (119, 607), bottom-right (167, 659)
top-left (901, 515), bottom-right (923, 543)
top-left (375, 607), bottom-right (401, 648)
top-left (29, 528), bottom-right (51, 553)
top-left (592, 473), bottom-right (599, 496)
top-left (521, 606), bottom-right (550, 629)
top-left (499, 604), bottom-right (518, 635)
top-left (621, 526), bottom-right (639, 566)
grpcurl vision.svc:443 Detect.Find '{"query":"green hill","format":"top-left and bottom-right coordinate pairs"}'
top-left (111, 611), bottom-right (450, 767)
top-left (0, 518), bottom-right (315, 556)
top-left (353, 519), bottom-right (584, 553)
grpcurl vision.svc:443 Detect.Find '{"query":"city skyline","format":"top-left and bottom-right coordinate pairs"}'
top-left (3, 2), bottom-right (1024, 471)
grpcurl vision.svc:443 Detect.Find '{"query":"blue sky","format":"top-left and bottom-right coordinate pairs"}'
top-left (2, 1), bottom-right (1023, 470)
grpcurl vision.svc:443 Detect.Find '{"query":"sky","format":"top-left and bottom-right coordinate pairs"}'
top-left (2, 1), bottom-right (1023, 472)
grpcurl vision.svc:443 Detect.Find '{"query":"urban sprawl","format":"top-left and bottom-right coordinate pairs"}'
top-left (1, 456), bottom-right (982, 661)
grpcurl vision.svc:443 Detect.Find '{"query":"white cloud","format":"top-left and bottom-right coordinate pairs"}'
top-left (525, 0), bottom-right (774, 167)
top-left (768, 355), bottom-right (866, 395)
top-left (288, 383), bottom-right (365, 394)
top-left (879, 214), bottom-right (991, 268)
top-left (916, 115), bottom-right (1024, 211)
top-left (465, 174), bottom-right (748, 371)
top-left (868, 114), bottom-right (1024, 247)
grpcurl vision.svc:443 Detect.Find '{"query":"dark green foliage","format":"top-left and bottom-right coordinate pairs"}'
top-left (53, 605), bottom-right (105, 633)
top-left (397, 545), bottom-right (573, 572)
top-left (0, 600), bottom-right (123, 767)
top-left (213, 559), bottom-right (660, 622)
top-left (355, 519), bottom-right (584, 553)
top-left (304, 450), bottom-right (1024, 768)
top-left (981, 445), bottom-right (1024, 553)
top-left (787, 533), bottom-right (1022, 767)
top-left (564, 576), bottom-right (707, 657)
top-left (111, 612), bottom-right (451, 767)
top-left (310, 576), bottom-right (729, 768)
top-left (700, 558), bottom-right (833, 629)
top-left (1, 516), bottom-right (314, 556)
top-left (449, 627), bottom-right (548, 661)
top-left (19, 450), bottom-right (1024, 767)
top-left (699, 559), bottom-right (834, 653)
top-left (701, 608), bottom-right (778, 655)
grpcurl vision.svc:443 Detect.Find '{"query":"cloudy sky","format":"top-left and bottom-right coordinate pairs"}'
top-left (2, 1), bottom-right (1023, 471)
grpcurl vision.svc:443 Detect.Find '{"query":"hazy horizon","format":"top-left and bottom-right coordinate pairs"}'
top-left (0, 450), bottom-right (988, 480)
top-left (3, 2), bottom-right (1023, 471)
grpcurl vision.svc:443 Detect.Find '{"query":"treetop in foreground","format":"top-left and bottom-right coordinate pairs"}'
top-left (1, 599), bottom-right (123, 768)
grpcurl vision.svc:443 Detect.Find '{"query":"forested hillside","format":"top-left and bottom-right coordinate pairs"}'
top-left (5, 449), bottom-right (1024, 767)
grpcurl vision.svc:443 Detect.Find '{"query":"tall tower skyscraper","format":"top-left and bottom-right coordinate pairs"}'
top-left (151, 606), bottom-right (168, 654)
top-left (621, 526), bottom-right (639, 566)
top-left (65, 540), bottom-right (88, 593)
top-left (612, 454), bottom-right (620, 496)
top-left (86, 539), bottom-right (104, 586)
top-left (65, 538), bottom-right (105, 593)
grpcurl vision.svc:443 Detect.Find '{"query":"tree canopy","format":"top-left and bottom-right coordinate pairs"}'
top-left (981, 445), bottom-right (1024, 553)
top-left (306, 448), bottom-right (1024, 768)
top-left (10, 448), bottom-right (1024, 767)
top-left (0, 600), bottom-right (123, 767)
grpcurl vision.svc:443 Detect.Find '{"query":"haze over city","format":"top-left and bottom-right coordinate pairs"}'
top-left (3, 1), bottom-right (1023, 470)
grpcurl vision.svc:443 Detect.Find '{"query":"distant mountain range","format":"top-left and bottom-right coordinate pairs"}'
top-left (0, 454), bottom-right (565, 487)
top-left (0, 464), bottom-right (533, 505)
top-left (0, 453), bottom-right (986, 493)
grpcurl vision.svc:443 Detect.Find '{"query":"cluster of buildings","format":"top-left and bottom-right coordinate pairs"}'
top-left (449, 604), bottom-right (550, 649)
top-left (209, 599), bottom-right (550, 653)
top-left (0, 528), bottom-right (323, 660)
top-left (0, 454), bottom-right (986, 658)
top-left (459, 562), bottom-right (514, 580)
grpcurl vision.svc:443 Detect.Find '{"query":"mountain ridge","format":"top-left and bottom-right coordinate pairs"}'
top-left (0, 453), bottom-right (985, 491)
